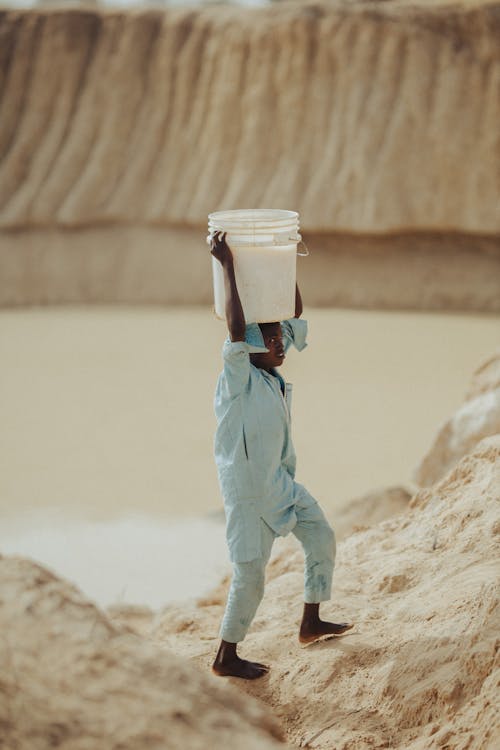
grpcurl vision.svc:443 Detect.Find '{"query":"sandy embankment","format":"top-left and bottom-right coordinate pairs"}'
top-left (0, 555), bottom-right (285, 750)
top-left (153, 438), bottom-right (499, 750)
top-left (0, 1), bottom-right (499, 745)
top-left (115, 349), bottom-right (500, 749)
top-left (1, 349), bottom-right (499, 749)
top-left (1, 3), bottom-right (499, 310)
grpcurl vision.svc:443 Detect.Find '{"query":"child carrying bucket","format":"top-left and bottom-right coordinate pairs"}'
top-left (210, 224), bottom-right (353, 680)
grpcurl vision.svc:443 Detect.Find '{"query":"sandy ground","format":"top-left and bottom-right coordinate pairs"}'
top-left (0, 306), bottom-right (498, 607)
top-left (2, 429), bottom-right (498, 749)
top-left (152, 436), bottom-right (500, 750)
top-left (0, 306), bottom-right (499, 750)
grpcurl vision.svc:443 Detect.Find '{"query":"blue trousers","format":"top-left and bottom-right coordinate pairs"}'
top-left (220, 503), bottom-right (336, 643)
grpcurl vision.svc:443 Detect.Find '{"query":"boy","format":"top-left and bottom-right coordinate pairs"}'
top-left (211, 231), bottom-right (352, 680)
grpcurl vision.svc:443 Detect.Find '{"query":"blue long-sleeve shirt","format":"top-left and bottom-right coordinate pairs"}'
top-left (214, 318), bottom-right (317, 562)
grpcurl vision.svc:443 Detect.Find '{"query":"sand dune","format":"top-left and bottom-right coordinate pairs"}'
top-left (415, 350), bottom-right (500, 486)
top-left (151, 437), bottom-right (499, 749)
top-left (148, 351), bottom-right (500, 748)
top-left (2, 345), bottom-right (498, 748)
top-left (467, 349), bottom-right (500, 400)
top-left (0, 554), bottom-right (284, 750)
top-left (2, 437), bottom-right (497, 748)
top-left (1, 3), bottom-right (499, 739)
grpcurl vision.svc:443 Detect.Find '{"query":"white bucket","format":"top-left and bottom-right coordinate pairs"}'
top-left (207, 209), bottom-right (308, 324)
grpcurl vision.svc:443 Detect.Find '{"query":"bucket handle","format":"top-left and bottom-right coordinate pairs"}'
top-left (296, 239), bottom-right (309, 256)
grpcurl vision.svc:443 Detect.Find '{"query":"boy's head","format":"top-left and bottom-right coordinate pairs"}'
top-left (249, 322), bottom-right (285, 371)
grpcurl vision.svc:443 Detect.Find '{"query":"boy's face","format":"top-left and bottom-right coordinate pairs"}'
top-left (250, 323), bottom-right (285, 370)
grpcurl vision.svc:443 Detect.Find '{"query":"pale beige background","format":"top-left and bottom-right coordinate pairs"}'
top-left (1, 306), bottom-right (498, 523)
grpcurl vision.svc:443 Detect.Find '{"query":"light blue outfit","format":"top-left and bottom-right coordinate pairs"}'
top-left (214, 318), bottom-right (336, 643)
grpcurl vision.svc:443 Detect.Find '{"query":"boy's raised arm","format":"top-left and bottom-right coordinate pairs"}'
top-left (211, 232), bottom-right (246, 342)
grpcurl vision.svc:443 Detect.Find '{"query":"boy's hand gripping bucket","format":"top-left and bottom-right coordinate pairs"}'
top-left (207, 209), bottom-right (308, 324)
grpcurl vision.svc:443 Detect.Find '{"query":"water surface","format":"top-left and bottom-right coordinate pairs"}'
top-left (1, 306), bottom-right (498, 607)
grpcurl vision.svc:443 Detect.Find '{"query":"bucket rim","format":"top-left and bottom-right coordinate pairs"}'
top-left (208, 208), bottom-right (298, 224)
top-left (207, 233), bottom-right (301, 246)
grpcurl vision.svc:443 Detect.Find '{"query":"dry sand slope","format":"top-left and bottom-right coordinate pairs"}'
top-left (1, 350), bottom-right (499, 749)
top-left (0, 556), bottom-right (285, 750)
top-left (152, 439), bottom-right (499, 750)
top-left (150, 351), bottom-right (500, 749)
top-left (415, 349), bottom-right (500, 487)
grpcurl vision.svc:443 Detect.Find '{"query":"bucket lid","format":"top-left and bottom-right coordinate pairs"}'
top-left (209, 209), bottom-right (298, 223)
top-left (208, 209), bottom-right (299, 233)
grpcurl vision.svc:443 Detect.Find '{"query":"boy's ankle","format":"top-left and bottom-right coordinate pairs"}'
top-left (215, 639), bottom-right (238, 665)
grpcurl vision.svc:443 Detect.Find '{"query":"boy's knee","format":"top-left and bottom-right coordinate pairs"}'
top-left (233, 560), bottom-right (266, 595)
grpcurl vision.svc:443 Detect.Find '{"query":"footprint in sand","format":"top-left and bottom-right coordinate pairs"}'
top-left (378, 573), bottom-right (412, 593)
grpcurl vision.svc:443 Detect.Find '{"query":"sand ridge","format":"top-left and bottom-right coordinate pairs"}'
top-left (148, 351), bottom-right (500, 748)
top-left (415, 350), bottom-right (500, 486)
top-left (0, 555), bottom-right (285, 750)
top-left (152, 436), bottom-right (499, 749)
top-left (1, 345), bottom-right (499, 748)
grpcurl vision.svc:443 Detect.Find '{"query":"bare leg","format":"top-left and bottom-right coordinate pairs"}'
top-left (212, 640), bottom-right (269, 679)
top-left (299, 603), bottom-right (354, 644)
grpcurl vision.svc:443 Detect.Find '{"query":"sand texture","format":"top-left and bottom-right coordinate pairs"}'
top-left (3, 436), bottom-right (497, 748)
top-left (0, 555), bottom-right (285, 750)
top-left (1, 3), bottom-right (499, 309)
top-left (145, 350), bottom-right (500, 748)
top-left (2, 345), bottom-right (498, 749)
top-left (467, 349), bottom-right (500, 400)
top-left (151, 436), bottom-right (500, 750)
top-left (0, 3), bottom-right (499, 232)
top-left (415, 350), bottom-right (500, 486)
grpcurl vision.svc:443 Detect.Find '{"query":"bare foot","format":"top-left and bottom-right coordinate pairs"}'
top-left (212, 640), bottom-right (269, 680)
top-left (299, 620), bottom-right (354, 644)
top-left (212, 656), bottom-right (269, 679)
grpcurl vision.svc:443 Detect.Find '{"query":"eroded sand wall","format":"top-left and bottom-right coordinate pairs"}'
top-left (1, 3), bottom-right (500, 230)
top-left (0, 4), bottom-right (499, 307)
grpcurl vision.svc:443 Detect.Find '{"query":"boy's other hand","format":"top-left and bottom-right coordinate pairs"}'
top-left (210, 231), bottom-right (233, 267)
